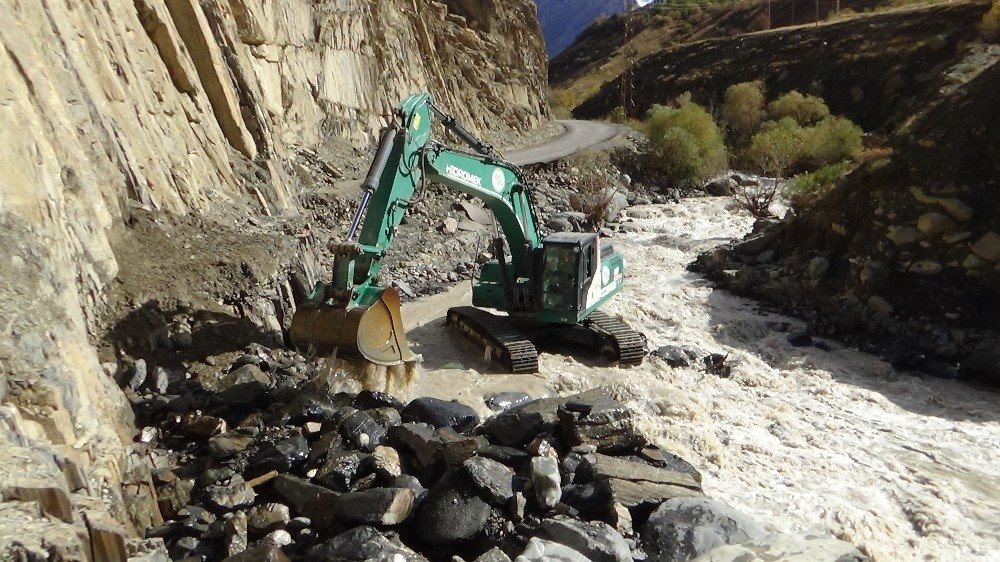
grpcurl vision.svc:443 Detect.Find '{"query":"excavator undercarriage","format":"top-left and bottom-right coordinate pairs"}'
top-left (446, 306), bottom-right (646, 373)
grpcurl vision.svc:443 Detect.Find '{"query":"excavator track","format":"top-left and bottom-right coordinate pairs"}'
top-left (583, 311), bottom-right (647, 367)
top-left (446, 307), bottom-right (540, 373)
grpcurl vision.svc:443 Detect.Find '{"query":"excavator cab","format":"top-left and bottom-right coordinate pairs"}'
top-left (538, 233), bottom-right (619, 324)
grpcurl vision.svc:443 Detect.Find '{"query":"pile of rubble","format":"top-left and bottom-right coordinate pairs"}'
top-left (123, 345), bottom-right (867, 561)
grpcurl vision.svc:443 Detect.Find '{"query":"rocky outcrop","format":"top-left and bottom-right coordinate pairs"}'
top-left (0, 0), bottom-right (547, 549)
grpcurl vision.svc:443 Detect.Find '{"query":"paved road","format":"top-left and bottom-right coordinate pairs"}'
top-left (506, 120), bottom-right (624, 166)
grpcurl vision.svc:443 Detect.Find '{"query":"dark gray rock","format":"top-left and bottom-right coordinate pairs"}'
top-left (388, 423), bottom-right (443, 474)
top-left (787, 329), bottom-right (813, 347)
top-left (303, 526), bottom-right (427, 562)
top-left (221, 543), bottom-right (290, 561)
top-left (480, 395), bottom-right (570, 447)
top-left (315, 449), bottom-right (372, 492)
top-left (477, 444), bottom-right (531, 467)
top-left (463, 456), bottom-right (515, 505)
top-left (442, 434), bottom-right (489, 467)
top-left (704, 354), bottom-right (731, 377)
top-left (962, 338), bottom-right (1000, 383)
top-left (640, 497), bottom-right (766, 562)
top-left (272, 474), bottom-right (340, 531)
top-left (353, 390), bottom-right (404, 411)
top-left (286, 394), bottom-right (339, 424)
top-left (338, 408), bottom-right (387, 451)
top-left (307, 429), bottom-right (344, 465)
top-left (416, 470), bottom-right (492, 545)
top-left (366, 406), bottom-right (403, 428)
top-left (402, 397), bottom-right (479, 433)
top-left (391, 474), bottom-right (428, 501)
top-left (653, 345), bottom-right (690, 367)
top-left (246, 433), bottom-right (309, 478)
top-left (539, 515), bottom-right (631, 562)
top-left (485, 392), bottom-right (533, 412)
top-left (333, 487), bottom-right (416, 525)
top-left (560, 481), bottom-right (614, 519)
top-left (205, 475), bottom-right (255, 510)
top-left (558, 391), bottom-right (645, 454)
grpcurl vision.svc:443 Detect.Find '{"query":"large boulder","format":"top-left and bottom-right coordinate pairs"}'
top-left (537, 516), bottom-right (632, 562)
top-left (415, 469), bottom-right (492, 545)
top-left (640, 497), bottom-right (766, 562)
top-left (691, 533), bottom-right (868, 562)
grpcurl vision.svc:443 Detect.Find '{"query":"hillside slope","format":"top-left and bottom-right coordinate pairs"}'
top-left (536, 0), bottom-right (635, 57)
top-left (696, 60), bottom-right (1000, 380)
top-left (572, 1), bottom-right (990, 131)
top-left (0, 0), bottom-right (546, 551)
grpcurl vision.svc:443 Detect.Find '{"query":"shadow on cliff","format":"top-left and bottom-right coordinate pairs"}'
top-left (698, 284), bottom-right (1000, 423)
top-left (106, 300), bottom-right (279, 372)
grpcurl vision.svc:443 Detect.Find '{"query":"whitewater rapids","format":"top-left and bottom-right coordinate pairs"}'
top-left (405, 197), bottom-right (1000, 562)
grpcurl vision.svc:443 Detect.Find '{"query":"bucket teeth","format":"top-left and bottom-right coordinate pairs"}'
top-left (290, 287), bottom-right (417, 366)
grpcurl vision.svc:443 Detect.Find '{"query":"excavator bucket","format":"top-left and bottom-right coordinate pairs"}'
top-left (289, 288), bottom-right (417, 365)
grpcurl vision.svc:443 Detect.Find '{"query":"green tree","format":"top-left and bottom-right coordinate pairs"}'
top-left (804, 116), bottom-right (864, 168)
top-left (645, 103), bottom-right (727, 188)
top-left (768, 91), bottom-right (831, 125)
top-left (722, 81), bottom-right (766, 141)
top-left (746, 117), bottom-right (808, 176)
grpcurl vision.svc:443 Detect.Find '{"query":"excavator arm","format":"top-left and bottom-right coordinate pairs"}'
top-left (290, 93), bottom-right (542, 364)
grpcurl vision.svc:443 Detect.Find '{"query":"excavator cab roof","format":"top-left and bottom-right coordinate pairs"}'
top-left (542, 232), bottom-right (599, 247)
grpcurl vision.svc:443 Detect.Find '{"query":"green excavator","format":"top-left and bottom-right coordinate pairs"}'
top-left (289, 93), bottom-right (646, 373)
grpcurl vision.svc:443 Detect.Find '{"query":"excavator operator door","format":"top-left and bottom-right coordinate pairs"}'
top-left (538, 233), bottom-right (600, 324)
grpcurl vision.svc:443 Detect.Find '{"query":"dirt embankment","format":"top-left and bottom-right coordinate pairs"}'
top-left (572, 1), bottom-right (991, 132)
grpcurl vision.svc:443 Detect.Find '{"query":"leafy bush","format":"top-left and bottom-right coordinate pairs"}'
top-left (608, 106), bottom-right (628, 123)
top-left (644, 103), bottom-right (727, 188)
top-left (982, 0), bottom-right (1000, 42)
top-left (722, 81), bottom-right (765, 140)
top-left (745, 117), bottom-right (808, 175)
top-left (803, 116), bottom-right (864, 168)
top-left (786, 161), bottom-right (852, 208)
top-left (767, 91), bottom-right (831, 125)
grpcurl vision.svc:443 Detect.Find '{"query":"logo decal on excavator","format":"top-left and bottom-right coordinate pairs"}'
top-left (445, 164), bottom-right (482, 188)
top-left (411, 114), bottom-right (421, 130)
top-left (491, 169), bottom-right (506, 192)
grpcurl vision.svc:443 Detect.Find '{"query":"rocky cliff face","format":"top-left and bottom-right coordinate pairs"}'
top-left (0, 0), bottom-right (546, 552)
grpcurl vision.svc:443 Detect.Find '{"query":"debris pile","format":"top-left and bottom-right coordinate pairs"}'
top-left (125, 344), bottom-right (866, 561)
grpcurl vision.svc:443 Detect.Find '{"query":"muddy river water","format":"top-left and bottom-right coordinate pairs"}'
top-left (400, 197), bottom-right (1000, 561)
